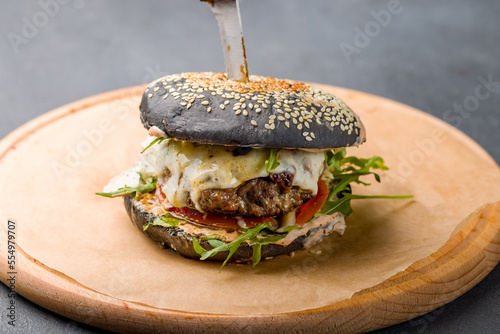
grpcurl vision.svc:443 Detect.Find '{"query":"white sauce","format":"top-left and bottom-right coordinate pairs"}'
top-left (276, 212), bottom-right (345, 247)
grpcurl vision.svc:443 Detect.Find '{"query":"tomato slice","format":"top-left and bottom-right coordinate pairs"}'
top-left (295, 180), bottom-right (328, 226)
top-left (169, 207), bottom-right (273, 230)
top-left (156, 182), bottom-right (166, 203)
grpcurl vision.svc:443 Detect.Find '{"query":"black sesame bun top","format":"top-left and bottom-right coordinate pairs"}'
top-left (140, 72), bottom-right (366, 149)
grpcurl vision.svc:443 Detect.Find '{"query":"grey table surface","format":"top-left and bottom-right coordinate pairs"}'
top-left (1, 0), bottom-right (499, 333)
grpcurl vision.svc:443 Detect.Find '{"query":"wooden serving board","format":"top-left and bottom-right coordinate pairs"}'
top-left (1, 85), bottom-right (499, 333)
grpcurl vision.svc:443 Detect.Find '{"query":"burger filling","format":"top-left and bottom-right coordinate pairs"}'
top-left (98, 135), bottom-right (409, 267)
top-left (153, 140), bottom-right (325, 214)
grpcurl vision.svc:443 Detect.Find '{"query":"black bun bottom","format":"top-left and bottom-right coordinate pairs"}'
top-left (124, 195), bottom-right (335, 263)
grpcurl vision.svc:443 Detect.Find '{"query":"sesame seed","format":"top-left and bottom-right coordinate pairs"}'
top-left (235, 110), bottom-right (242, 115)
top-left (297, 124), bottom-right (303, 130)
top-left (303, 132), bottom-right (309, 136)
top-left (285, 121), bottom-right (290, 128)
top-left (278, 116), bottom-right (285, 121)
top-left (261, 103), bottom-right (268, 109)
top-left (187, 103), bottom-right (192, 109)
top-left (207, 107), bottom-right (212, 112)
top-left (311, 132), bottom-right (315, 138)
top-left (243, 110), bottom-right (248, 116)
top-left (180, 102), bottom-right (187, 106)
top-left (304, 122), bottom-right (310, 129)
top-left (153, 87), bottom-right (159, 92)
top-left (224, 100), bottom-right (230, 105)
top-left (220, 104), bottom-right (225, 110)
top-left (251, 120), bottom-right (257, 126)
top-left (248, 103), bottom-right (253, 109)
top-left (148, 94), bottom-right (153, 98)
top-left (201, 101), bottom-right (209, 106)
top-left (305, 136), bottom-right (312, 141)
top-left (255, 108), bottom-right (262, 113)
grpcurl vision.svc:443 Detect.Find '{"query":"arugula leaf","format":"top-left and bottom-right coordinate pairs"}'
top-left (141, 137), bottom-right (171, 154)
top-left (325, 148), bottom-right (347, 172)
top-left (192, 238), bottom-right (207, 255)
top-left (317, 193), bottom-right (414, 217)
top-left (265, 149), bottom-right (281, 173)
top-left (96, 178), bottom-right (157, 198)
top-left (192, 223), bottom-right (272, 270)
top-left (208, 239), bottom-right (226, 248)
top-left (315, 149), bottom-right (413, 220)
top-left (325, 149), bottom-right (390, 201)
top-left (250, 234), bottom-right (289, 267)
top-left (143, 214), bottom-right (184, 231)
top-left (252, 243), bottom-right (263, 268)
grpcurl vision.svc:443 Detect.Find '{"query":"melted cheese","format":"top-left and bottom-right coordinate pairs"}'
top-left (155, 141), bottom-right (325, 212)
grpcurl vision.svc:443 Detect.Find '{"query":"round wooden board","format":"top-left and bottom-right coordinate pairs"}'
top-left (1, 86), bottom-right (499, 334)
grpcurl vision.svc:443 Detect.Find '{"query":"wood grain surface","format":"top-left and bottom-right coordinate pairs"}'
top-left (0, 86), bottom-right (499, 333)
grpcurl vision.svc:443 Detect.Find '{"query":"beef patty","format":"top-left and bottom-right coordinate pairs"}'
top-left (198, 172), bottom-right (314, 217)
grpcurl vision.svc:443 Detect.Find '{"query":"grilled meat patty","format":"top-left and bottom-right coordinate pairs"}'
top-left (198, 172), bottom-right (314, 217)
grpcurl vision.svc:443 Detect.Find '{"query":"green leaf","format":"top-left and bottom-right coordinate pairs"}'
top-left (325, 148), bottom-right (346, 172)
top-left (192, 238), bottom-right (206, 256)
top-left (318, 193), bottom-right (413, 218)
top-left (265, 149), bottom-right (281, 173)
top-left (195, 223), bottom-right (270, 270)
top-left (143, 215), bottom-right (184, 231)
top-left (250, 234), bottom-right (290, 267)
top-left (252, 243), bottom-right (263, 268)
top-left (96, 178), bottom-right (157, 198)
top-left (314, 151), bottom-right (413, 222)
top-left (208, 239), bottom-right (225, 248)
top-left (141, 137), bottom-right (170, 154)
top-left (138, 172), bottom-right (146, 184)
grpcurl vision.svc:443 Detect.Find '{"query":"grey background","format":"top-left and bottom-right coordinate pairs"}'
top-left (1, 0), bottom-right (499, 333)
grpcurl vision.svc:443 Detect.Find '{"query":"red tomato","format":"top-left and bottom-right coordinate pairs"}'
top-left (169, 207), bottom-right (273, 230)
top-left (295, 180), bottom-right (328, 226)
top-left (156, 182), bottom-right (166, 203)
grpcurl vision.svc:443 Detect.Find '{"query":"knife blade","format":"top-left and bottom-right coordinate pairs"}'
top-left (204, 0), bottom-right (249, 82)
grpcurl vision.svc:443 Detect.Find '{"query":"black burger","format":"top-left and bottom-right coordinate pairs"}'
top-left (98, 72), bottom-right (407, 268)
